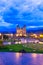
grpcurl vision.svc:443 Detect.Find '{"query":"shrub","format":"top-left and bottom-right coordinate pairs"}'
top-left (0, 40), bottom-right (3, 46)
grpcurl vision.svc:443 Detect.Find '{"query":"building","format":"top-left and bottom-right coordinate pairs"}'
top-left (0, 25), bottom-right (27, 40)
top-left (0, 33), bottom-right (3, 40)
top-left (0, 33), bottom-right (14, 40)
top-left (16, 25), bottom-right (27, 37)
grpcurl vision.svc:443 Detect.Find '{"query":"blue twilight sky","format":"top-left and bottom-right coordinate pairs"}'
top-left (0, 0), bottom-right (43, 32)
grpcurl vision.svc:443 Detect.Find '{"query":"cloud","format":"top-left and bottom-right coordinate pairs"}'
top-left (0, 16), bottom-right (13, 27)
top-left (0, 0), bottom-right (43, 13)
top-left (0, 0), bottom-right (43, 32)
top-left (37, 3), bottom-right (43, 11)
top-left (0, 0), bottom-right (43, 25)
top-left (27, 25), bottom-right (43, 29)
top-left (0, 21), bottom-right (13, 27)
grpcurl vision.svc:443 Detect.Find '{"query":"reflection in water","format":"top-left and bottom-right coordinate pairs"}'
top-left (0, 57), bottom-right (3, 65)
top-left (15, 53), bottom-right (22, 59)
top-left (0, 52), bottom-right (43, 65)
top-left (39, 54), bottom-right (43, 56)
top-left (32, 53), bottom-right (37, 58)
top-left (14, 53), bottom-right (22, 65)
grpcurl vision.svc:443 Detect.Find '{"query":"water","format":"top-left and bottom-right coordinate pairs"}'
top-left (0, 52), bottom-right (43, 65)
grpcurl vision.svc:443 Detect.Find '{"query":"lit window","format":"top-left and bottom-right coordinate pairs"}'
top-left (39, 42), bottom-right (43, 44)
top-left (19, 42), bottom-right (21, 44)
top-left (0, 33), bottom-right (1, 36)
top-left (20, 34), bottom-right (22, 36)
top-left (15, 42), bottom-right (18, 44)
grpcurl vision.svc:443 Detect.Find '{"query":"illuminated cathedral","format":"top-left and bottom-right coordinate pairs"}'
top-left (16, 25), bottom-right (27, 37)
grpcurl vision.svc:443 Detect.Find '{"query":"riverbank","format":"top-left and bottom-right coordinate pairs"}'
top-left (0, 43), bottom-right (43, 53)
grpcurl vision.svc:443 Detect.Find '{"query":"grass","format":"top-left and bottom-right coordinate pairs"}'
top-left (0, 44), bottom-right (23, 52)
top-left (0, 43), bottom-right (43, 53)
top-left (23, 43), bottom-right (43, 53)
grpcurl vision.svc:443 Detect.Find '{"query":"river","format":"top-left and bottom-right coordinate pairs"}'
top-left (0, 52), bottom-right (43, 65)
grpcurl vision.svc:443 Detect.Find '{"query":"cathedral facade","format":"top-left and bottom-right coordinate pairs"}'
top-left (16, 25), bottom-right (27, 37)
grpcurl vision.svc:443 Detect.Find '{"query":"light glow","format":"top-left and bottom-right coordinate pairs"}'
top-left (0, 33), bottom-right (1, 36)
top-left (40, 34), bottom-right (43, 38)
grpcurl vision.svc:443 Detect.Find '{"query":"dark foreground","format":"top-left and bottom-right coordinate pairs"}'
top-left (0, 43), bottom-right (43, 53)
top-left (0, 52), bottom-right (43, 65)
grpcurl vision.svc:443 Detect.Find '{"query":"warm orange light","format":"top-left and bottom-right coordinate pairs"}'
top-left (16, 34), bottom-right (19, 37)
top-left (39, 42), bottom-right (43, 44)
top-left (33, 34), bottom-right (37, 37)
top-left (15, 42), bottom-right (18, 44)
top-left (20, 34), bottom-right (22, 36)
top-left (19, 41), bottom-right (21, 44)
top-left (34, 35), bottom-right (37, 38)
top-left (16, 53), bottom-right (22, 59)
top-left (32, 53), bottom-right (37, 58)
top-left (24, 34), bottom-right (27, 37)
top-left (40, 34), bottom-right (43, 38)
top-left (16, 53), bottom-right (20, 59)
top-left (0, 33), bottom-right (1, 36)
top-left (31, 34), bottom-right (37, 38)
top-left (17, 30), bottom-right (20, 33)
